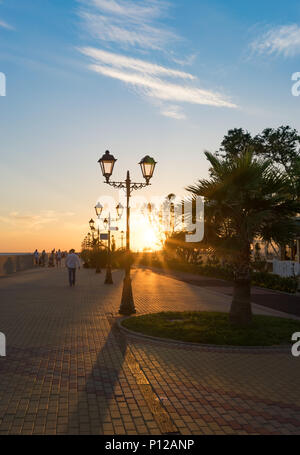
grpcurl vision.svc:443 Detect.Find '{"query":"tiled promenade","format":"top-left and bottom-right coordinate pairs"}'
top-left (0, 266), bottom-right (299, 435)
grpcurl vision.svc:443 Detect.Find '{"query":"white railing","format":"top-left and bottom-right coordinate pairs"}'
top-left (273, 260), bottom-right (300, 277)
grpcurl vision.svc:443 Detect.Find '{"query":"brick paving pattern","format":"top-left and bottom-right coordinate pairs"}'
top-left (0, 266), bottom-right (299, 435)
top-left (149, 266), bottom-right (300, 317)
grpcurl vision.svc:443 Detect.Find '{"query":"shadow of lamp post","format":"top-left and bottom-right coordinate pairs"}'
top-left (98, 150), bottom-right (157, 315)
top-left (95, 202), bottom-right (124, 285)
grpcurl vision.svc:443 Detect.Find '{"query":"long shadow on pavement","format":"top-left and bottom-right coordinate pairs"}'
top-left (65, 318), bottom-right (128, 435)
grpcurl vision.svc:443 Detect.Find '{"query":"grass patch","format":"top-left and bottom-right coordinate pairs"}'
top-left (121, 311), bottom-right (300, 346)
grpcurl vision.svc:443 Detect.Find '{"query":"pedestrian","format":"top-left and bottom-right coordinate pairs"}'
top-left (41, 250), bottom-right (47, 267)
top-left (49, 249), bottom-right (55, 268)
top-left (33, 249), bottom-right (39, 266)
top-left (66, 249), bottom-right (81, 287)
top-left (56, 249), bottom-right (62, 267)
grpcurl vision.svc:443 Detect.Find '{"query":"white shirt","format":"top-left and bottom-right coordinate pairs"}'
top-left (66, 253), bottom-right (81, 269)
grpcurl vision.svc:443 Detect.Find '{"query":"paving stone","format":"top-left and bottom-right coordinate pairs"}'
top-left (0, 267), bottom-right (299, 435)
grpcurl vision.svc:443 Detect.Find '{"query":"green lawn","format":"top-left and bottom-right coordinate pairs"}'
top-left (121, 311), bottom-right (300, 346)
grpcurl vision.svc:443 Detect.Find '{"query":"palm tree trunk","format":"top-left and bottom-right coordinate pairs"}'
top-left (229, 251), bottom-right (252, 326)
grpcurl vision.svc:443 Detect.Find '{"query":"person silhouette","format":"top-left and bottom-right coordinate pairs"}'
top-left (66, 249), bottom-right (81, 286)
top-left (33, 249), bottom-right (39, 266)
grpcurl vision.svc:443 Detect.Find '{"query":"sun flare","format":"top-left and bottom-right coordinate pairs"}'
top-left (131, 215), bottom-right (163, 252)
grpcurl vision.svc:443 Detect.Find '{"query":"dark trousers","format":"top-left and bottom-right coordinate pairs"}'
top-left (68, 268), bottom-right (76, 286)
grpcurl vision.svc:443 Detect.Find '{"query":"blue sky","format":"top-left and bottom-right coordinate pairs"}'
top-left (1, 0), bottom-right (300, 251)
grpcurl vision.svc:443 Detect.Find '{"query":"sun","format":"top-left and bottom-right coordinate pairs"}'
top-left (144, 228), bottom-right (158, 247)
top-left (130, 213), bottom-right (163, 252)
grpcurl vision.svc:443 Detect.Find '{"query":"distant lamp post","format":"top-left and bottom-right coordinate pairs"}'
top-left (120, 230), bottom-right (125, 249)
top-left (98, 150), bottom-right (157, 315)
top-left (89, 218), bottom-right (102, 273)
top-left (87, 232), bottom-right (92, 248)
top-left (116, 203), bottom-right (124, 219)
top-left (95, 202), bottom-right (103, 218)
top-left (94, 203), bottom-right (104, 274)
top-left (103, 218), bottom-right (108, 231)
top-left (111, 235), bottom-right (116, 252)
top-left (95, 203), bottom-right (123, 285)
top-left (89, 218), bottom-right (95, 231)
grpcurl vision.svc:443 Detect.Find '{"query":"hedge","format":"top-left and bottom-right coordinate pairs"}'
top-left (136, 254), bottom-right (298, 294)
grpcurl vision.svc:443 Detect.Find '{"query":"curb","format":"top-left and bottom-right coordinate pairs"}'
top-left (117, 316), bottom-right (291, 354)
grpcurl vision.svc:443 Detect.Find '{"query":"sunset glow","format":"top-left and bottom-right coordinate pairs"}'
top-left (130, 215), bottom-right (163, 252)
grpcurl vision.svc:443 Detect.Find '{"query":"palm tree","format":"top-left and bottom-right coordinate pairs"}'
top-left (187, 149), bottom-right (300, 326)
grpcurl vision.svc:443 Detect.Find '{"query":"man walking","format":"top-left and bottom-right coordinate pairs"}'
top-left (56, 249), bottom-right (62, 267)
top-left (33, 249), bottom-right (39, 266)
top-left (66, 249), bottom-right (81, 287)
top-left (41, 250), bottom-right (47, 267)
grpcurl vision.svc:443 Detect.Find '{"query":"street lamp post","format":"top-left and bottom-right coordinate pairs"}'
top-left (89, 218), bottom-right (102, 273)
top-left (120, 230), bottom-right (125, 249)
top-left (105, 215), bottom-right (113, 284)
top-left (95, 202), bottom-right (124, 285)
top-left (87, 232), bottom-right (92, 249)
top-left (98, 150), bottom-right (157, 315)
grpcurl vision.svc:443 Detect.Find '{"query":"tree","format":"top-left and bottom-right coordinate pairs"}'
top-left (217, 128), bottom-right (253, 161)
top-left (218, 126), bottom-right (300, 182)
top-left (186, 150), bottom-right (300, 326)
top-left (253, 126), bottom-right (300, 175)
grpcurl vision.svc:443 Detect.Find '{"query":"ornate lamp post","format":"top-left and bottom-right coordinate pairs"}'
top-left (120, 230), bottom-right (125, 249)
top-left (87, 232), bottom-right (92, 248)
top-left (89, 218), bottom-right (99, 246)
top-left (98, 151), bottom-right (157, 315)
top-left (95, 202), bottom-right (103, 218)
top-left (89, 218), bottom-right (95, 231)
top-left (95, 201), bottom-right (124, 285)
top-left (89, 217), bottom-right (102, 273)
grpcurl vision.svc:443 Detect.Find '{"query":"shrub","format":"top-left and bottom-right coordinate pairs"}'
top-left (251, 271), bottom-right (298, 294)
top-left (111, 250), bottom-right (133, 269)
top-left (80, 248), bottom-right (107, 269)
top-left (81, 248), bottom-right (132, 270)
top-left (136, 252), bottom-right (298, 294)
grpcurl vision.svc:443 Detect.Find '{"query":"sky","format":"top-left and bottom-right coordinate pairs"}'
top-left (0, 0), bottom-right (300, 252)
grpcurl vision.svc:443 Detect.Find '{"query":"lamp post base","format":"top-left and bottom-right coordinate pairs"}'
top-left (119, 273), bottom-right (136, 315)
top-left (104, 266), bottom-right (113, 284)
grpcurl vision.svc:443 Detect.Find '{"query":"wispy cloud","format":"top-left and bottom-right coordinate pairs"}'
top-left (78, 0), bottom-right (177, 50)
top-left (80, 47), bottom-right (237, 110)
top-left (80, 47), bottom-right (195, 80)
top-left (1, 211), bottom-right (75, 231)
top-left (161, 105), bottom-right (186, 120)
top-left (90, 62), bottom-right (236, 108)
top-left (78, 1), bottom-right (237, 117)
top-left (88, 0), bottom-right (166, 21)
top-left (0, 19), bottom-right (14, 30)
top-left (170, 53), bottom-right (197, 67)
top-left (251, 24), bottom-right (300, 57)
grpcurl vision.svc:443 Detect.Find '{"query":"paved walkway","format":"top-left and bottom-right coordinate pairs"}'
top-left (0, 266), bottom-right (299, 435)
top-left (147, 266), bottom-right (300, 316)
